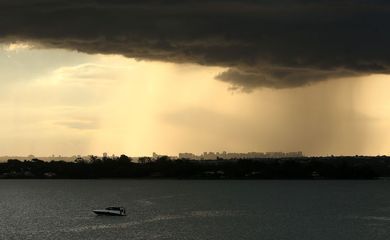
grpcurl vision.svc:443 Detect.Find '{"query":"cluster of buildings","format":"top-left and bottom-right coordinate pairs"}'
top-left (178, 151), bottom-right (304, 160)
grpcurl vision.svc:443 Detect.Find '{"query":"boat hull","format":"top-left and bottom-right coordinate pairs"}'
top-left (93, 210), bottom-right (126, 216)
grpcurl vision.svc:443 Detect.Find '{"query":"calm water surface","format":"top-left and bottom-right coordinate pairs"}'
top-left (1, 180), bottom-right (390, 240)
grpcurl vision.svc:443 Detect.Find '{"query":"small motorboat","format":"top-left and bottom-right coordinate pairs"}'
top-left (93, 207), bottom-right (126, 216)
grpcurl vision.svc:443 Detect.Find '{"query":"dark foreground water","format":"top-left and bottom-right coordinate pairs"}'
top-left (1, 180), bottom-right (390, 240)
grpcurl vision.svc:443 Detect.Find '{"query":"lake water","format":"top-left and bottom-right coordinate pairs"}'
top-left (1, 180), bottom-right (390, 240)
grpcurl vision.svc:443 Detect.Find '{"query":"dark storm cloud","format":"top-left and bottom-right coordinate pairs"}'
top-left (1, 0), bottom-right (390, 89)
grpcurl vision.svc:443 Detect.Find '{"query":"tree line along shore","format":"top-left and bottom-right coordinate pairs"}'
top-left (1, 155), bottom-right (389, 179)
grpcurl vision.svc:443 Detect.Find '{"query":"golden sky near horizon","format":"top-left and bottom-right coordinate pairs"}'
top-left (1, 43), bottom-right (390, 157)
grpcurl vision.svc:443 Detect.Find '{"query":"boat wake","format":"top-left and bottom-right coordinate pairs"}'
top-left (64, 210), bottom-right (246, 233)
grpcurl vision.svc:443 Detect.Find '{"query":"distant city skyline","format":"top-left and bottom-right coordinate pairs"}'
top-left (0, 150), bottom-right (304, 161)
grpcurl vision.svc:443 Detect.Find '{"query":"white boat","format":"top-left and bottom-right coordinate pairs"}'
top-left (93, 207), bottom-right (126, 216)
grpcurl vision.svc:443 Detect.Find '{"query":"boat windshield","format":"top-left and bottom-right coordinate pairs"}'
top-left (106, 207), bottom-right (121, 211)
top-left (106, 207), bottom-right (125, 211)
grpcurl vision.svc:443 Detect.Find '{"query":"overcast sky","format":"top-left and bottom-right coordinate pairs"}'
top-left (1, 1), bottom-right (390, 156)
